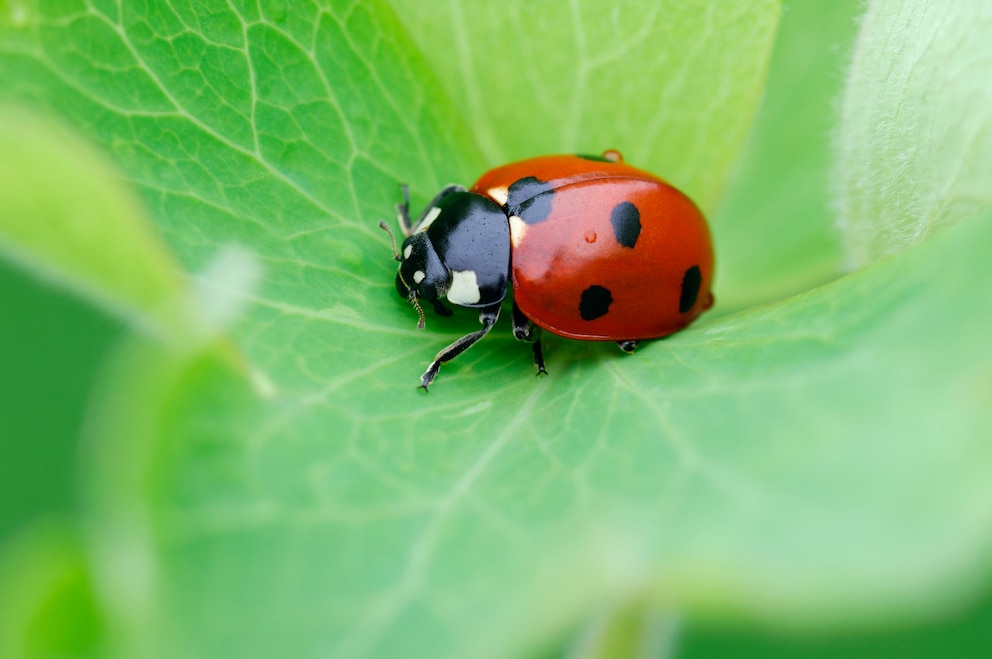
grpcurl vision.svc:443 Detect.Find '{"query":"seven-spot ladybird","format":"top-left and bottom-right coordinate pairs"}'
top-left (381, 151), bottom-right (714, 389)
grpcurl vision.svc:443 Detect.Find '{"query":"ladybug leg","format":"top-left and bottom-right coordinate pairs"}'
top-left (617, 339), bottom-right (640, 353)
top-left (420, 303), bottom-right (501, 390)
top-left (512, 303), bottom-right (548, 376)
top-left (430, 299), bottom-right (453, 317)
top-left (398, 183), bottom-right (467, 236)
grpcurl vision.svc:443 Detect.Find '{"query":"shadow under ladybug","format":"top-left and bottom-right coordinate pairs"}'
top-left (381, 151), bottom-right (714, 390)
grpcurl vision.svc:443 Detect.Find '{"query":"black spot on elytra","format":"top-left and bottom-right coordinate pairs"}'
top-left (610, 201), bottom-right (641, 248)
top-left (679, 265), bottom-right (702, 313)
top-left (579, 285), bottom-right (613, 321)
top-left (507, 176), bottom-right (555, 224)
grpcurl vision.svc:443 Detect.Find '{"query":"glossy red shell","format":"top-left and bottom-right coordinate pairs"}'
top-left (470, 155), bottom-right (714, 341)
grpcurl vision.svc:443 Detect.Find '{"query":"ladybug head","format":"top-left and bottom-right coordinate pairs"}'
top-left (395, 232), bottom-right (452, 328)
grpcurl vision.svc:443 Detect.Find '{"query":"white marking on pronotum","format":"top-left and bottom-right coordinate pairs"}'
top-left (509, 215), bottom-right (528, 248)
top-left (447, 269), bottom-right (481, 305)
top-left (416, 206), bottom-right (443, 232)
top-left (403, 244), bottom-right (413, 260)
top-left (487, 185), bottom-right (509, 206)
top-left (413, 270), bottom-right (426, 284)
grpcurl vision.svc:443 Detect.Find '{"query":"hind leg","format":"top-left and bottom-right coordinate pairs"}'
top-left (512, 303), bottom-right (547, 376)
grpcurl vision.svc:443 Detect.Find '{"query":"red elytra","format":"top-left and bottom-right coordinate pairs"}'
top-left (471, 154), bottom-right (714, 340)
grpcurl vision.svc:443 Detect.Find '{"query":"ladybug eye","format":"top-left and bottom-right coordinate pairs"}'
top-left (397, 233), bottom-right (450, 303)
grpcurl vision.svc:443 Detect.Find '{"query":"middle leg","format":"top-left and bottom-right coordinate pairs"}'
top-left (512, 302), bottom-right (547, 376)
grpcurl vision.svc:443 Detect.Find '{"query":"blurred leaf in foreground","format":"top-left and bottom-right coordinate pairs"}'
top-left (0, 109), bottom-right (184, 334)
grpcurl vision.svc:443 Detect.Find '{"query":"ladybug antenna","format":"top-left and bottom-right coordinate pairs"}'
top-left (408, 292), bottom-right (426, 330)
top-left (379, 220), bottom-right (401, 261)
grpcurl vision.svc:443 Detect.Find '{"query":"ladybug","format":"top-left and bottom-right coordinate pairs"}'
top-left (381, 151), bottom-right (714, 389)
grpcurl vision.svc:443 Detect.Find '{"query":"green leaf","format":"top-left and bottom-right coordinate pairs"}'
top-left (2, 1), bottom-right (992, 658)
top-left (79, 212), bottom-right (992, 659)
top-left (712, 0), bottom-right (861, 309)
top-left (835, 0), bottom-right (992, 267)
top-left (389, 0), bottom-right (781, 212)
top-left (0, 108), bottom-right (185, 333)
top-left (0, 0), bottom-right (482, 326)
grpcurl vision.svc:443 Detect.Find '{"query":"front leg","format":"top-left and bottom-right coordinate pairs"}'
top-left (512, 303), bottom-right (547, 376)
top-left (420, 303), bottom-right (501, 390)
top-left (397, 183), bottom-right (468, 236)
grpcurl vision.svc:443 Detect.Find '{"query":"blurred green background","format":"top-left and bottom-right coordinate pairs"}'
top-left (0, 261), bottom-right (117, 541)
